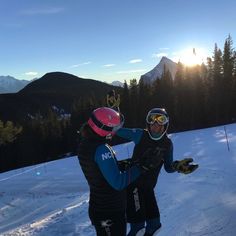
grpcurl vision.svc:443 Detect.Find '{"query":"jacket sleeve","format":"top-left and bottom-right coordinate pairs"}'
top-left (116, 128), bottom-right (143, 144)
top-left (163, 141), bottom-right (176, 173)
top-left (95, 144), bottom-right (141, 190)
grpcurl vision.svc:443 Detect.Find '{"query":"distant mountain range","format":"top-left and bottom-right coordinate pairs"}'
top-left (110, 80), bottom-right (124, 87)
top-left (0, 56), bottom-right (176, 95)
top-left (0, 75), bottom-right (124, 94)
top-left (140, 56), bottom-right (177, 84)
top-left (0, 72), bottom-right (121, 122)
top-left (0, 76), bottom-right (30, 94)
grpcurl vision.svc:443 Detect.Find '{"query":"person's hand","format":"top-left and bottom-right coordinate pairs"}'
top-left (118, 158), bottom-right (132, 171)
top-left (172, 158), bottom-right (198, 174)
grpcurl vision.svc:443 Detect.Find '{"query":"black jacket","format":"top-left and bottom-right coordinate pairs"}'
top-left (131, 130), bottom-right (174, 188)
top-left (77, 137), bottom-right (126, 215)
top-left (116, 128), bottom-right (174, 189)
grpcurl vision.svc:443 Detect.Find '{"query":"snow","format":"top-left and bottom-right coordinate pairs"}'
top-left (0, 76), bottom-right (29, 93)
top-left (1, 124), bottom-right (236, 235)
top-left (111, 80), bottom-right (124, 87)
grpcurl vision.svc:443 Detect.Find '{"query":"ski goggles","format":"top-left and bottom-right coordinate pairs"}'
top-left (146, 113), bottom-right (169, 125)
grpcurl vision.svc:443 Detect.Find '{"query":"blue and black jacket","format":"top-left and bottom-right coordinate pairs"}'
top-left (78, 136), bottom-right (141, 214)
top-left (116, 128), bottom-right (175, 188)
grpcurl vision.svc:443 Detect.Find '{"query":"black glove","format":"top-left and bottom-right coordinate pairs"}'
top-left (136, 147), bottom-right (165, 172)
top-left (172, 158), bottom-right (198, 174)
top-left (118, 158), bottom-right (133, 172)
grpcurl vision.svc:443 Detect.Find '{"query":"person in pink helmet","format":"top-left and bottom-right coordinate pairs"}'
top-left (77, 107), bottom-right (159, 236)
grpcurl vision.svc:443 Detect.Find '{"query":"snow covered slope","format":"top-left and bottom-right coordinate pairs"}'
top-left (0, 124), bottom-right (236, 235)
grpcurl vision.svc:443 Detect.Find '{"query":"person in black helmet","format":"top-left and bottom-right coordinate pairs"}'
top-left (77, 107), bottom-right (163, 236)
top-left (116, 108), bottom-right (198, 236)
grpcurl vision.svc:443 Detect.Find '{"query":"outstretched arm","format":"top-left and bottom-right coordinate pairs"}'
top-left (116, 128), bottom-right (143, 144)
top-left (95, 144), bottom-right (141, 190)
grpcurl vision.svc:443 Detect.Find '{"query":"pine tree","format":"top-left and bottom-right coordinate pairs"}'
top-left (232, 49), bottom-right (236, 121)
top-left (212, 43), bottom-right (223, 123)
top-left (129, 79), bottom-right (139, 126)
top-left (206, 57), bottom-right (214, 86)
top-left (222, 35), bottom-right (235, 121)
top-left (190, 65), bottom-right (206, 128)
top-left (213, 43), bottom-right (223, 77)
top-left (151, 76), bottom-right (161, 108)
top-left (120, 80), bottom-right (130, 125)
top-left (138, 79), bottom-right (151, 127)
top-left (182, 66), bottom-right (201, 129)
top-left (0, 120), bottom-right (22, 146)
top-left (173, 62), bottom-right (186, 129)
top-left (233, 51), bottom-right (236, 77)
top-left (160, 65), bottom-right (174, 119)
top-left (200, 63), bottom-right (210, 125)
top-left (223, 35), bottom-right (234, 82)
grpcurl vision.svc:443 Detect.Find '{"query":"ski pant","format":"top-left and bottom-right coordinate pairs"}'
top-left (126, 185), bottom-right (160, 223)
top-left (89, 208), bottom-right (126, 236)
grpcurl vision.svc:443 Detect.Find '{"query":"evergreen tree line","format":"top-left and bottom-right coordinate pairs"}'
top-left (120, 35), bottom-right (236, 132)
top-left (0, 99), bottom-right (101, 172)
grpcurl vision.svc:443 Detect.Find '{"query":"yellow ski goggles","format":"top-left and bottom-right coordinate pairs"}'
top-left (146, 113), bottom-right (169, 125)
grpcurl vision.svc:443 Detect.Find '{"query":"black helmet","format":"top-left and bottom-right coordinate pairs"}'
top-left (146, 108), bottom-right (169, 140)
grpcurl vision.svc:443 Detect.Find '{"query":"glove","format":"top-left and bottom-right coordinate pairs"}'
top-left (118, 158), bottom-right (133, 172)
top-left (172, 158), bottom-right (198, 174)
top-left (136, 147), bottom-right (165, 172)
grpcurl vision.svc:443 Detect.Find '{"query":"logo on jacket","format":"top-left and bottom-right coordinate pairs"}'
top-left (101, 219), bottom-right (113, 235)
top-left (102, 152), bottom-right (113, 160)
top-left (101, 219), bottom-right (113, 227)
top-left (133, 187), bottom-right (141, 211)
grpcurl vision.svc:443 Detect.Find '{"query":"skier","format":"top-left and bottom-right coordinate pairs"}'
top-left (77, 107), bottom-right (162, 236)
top-left (116, 108), bottom-right (198, 236)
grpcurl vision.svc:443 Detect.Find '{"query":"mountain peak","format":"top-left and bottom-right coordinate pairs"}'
top-left (160, 56), bottom-right (168, 60)
top-left (111, 80), bottom-right (124, 87)
top-left (140, 57), bottom-right (177, 84)
top-left (160, 56), bottom-right (172, 62)
top-left (41, 72), bottom-right (81, 80)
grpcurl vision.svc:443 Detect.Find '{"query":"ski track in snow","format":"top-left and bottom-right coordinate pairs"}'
top-left (0, 124), bottom-right (236, 235)
top-left (9, 197), bottom-right (92, 236)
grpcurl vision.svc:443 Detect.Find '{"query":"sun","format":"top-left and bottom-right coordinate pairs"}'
top-left (175, 47), bottom-right (207, 67)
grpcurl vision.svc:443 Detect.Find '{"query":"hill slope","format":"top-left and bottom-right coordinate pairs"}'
top-left (0, 72), bottom-right (119, 121)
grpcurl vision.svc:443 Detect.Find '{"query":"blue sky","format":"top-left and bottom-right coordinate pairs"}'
top-left (0, 0), bottom-right (236, 83)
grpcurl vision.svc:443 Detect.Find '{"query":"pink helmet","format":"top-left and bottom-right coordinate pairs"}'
top-left (88, 107), bottom-right (124, 137)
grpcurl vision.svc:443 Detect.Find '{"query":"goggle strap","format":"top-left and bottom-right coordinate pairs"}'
top-left (90, 113), bottom-right (114, 131)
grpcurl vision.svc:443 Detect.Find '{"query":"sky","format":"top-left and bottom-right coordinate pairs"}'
top-left (0, 0), bottom-right (236, 83)
top-left (1, 123), bottom-right (236, 235)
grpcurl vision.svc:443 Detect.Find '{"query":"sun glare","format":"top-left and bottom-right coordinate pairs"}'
top-left (173, 47), bottom-right (208, 67)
